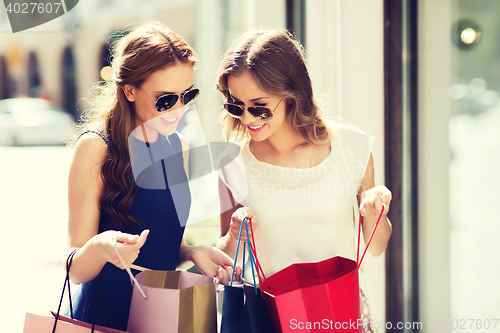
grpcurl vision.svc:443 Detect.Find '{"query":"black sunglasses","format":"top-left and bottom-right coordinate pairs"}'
top-left (224, 98), bottom-right (283, 121)
top-left (141, 87), bottom-right (200, 112)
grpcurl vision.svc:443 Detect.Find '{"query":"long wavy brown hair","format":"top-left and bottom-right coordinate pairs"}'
top-left (216, 29), bottom-right (332, 145)
top-left (73, 22), bottom-right (196, 229)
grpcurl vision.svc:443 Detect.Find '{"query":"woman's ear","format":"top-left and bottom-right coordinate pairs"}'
top-left (285, 98), bottom-right (294, 112)
top-left (122, 85), bottom-right (136, 102)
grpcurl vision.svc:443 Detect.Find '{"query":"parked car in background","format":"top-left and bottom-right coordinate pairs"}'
top-left (0, 98), bottom-right (75, 146)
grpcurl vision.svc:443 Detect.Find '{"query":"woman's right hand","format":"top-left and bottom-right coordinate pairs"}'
top-left (229, 207), bottom-right (256, 242)
top-left (91, 229), bottom-right (149, 269)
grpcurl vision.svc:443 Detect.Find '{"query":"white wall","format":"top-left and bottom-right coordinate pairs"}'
top-left (418, 0), bottom-right (452, 330)
top-left (194, 0), bottom-right (224, 142)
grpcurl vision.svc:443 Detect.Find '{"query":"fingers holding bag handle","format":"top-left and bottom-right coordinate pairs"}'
top-left (113, 235), bottom-right (148, 300)
top-left (356, 205), bottom-right (385, 271)
top-left (229, 217), bottom-right (261, 286)
top-left (112, 229), bottom-right (149, 269)
top-left (230, 207), bottom-right (257, 242)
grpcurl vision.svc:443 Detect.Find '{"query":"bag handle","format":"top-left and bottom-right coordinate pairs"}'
top-left (247, 218), bottom-right (265, 284)
top-left (333, 130), bottom-right (385, 271)
top-left (356, 206), bottom-right (384, 270)
top-left (244, 219), bottom-right (262, 294)
top-left (229, 218), bottom-right (244, 286)
top-left (113, 236), bottom-right (148, 299)
top-left (229, 218), bottom-right (259, 292)
top-left (52, 250), bottom-right (108, 333)
top-left (52, 250), bottom-right (77, 333)
top-left (241, 239), bottom-right (257, 289)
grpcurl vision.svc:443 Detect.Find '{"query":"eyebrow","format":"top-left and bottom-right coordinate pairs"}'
top-left (154, 85), bottom-right (194, 95)
top-left (250, 97), bottom-right (269, 102)
top-left (230, 95), bottom-right (269, 102)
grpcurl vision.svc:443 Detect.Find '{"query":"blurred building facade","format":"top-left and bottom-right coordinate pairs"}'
top-left (0, 0), bottom-right (199, 116)
top-left (0, 0), bottom-right (290, 142)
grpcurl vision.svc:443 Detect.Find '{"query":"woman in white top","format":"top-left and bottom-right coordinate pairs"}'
top-left (215, 29), bottom-right (392, 293)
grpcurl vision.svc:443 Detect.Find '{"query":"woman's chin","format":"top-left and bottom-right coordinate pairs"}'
top-left (157, 125), bottom-right (178, 136)
top-left (248, 130), bottom-right (270, 142)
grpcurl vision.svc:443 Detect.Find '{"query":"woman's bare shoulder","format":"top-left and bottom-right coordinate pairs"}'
top-left (72, 132), bottom-right (109, 170)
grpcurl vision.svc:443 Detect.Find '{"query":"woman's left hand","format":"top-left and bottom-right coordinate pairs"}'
top-left (191, 246), bottom-right (242, 284)
top-left (359, 185), bottom-right (392, 217)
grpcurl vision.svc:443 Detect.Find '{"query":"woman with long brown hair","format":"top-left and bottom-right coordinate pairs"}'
top-left (67, 22), bottom-right (235, 330)
top-left (216, 29), bottom-right (393, 331)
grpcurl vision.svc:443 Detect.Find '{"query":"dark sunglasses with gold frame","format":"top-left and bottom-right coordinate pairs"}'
top-left (224, 98), bottom-right (283, 121)
top-left (140, 87), bottom-right (200, 112)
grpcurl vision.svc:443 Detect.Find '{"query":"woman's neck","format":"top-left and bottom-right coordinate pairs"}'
top-left (254, 121), bottom-right (307, 156)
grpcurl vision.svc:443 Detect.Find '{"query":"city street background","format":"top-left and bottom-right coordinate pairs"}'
top-left (0, 146), bottom-right (72, 332)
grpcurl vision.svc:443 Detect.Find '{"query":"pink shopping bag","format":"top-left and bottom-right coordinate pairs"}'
top-left (127, 270), bottom-right (217, 333)
top-left (23, 312), bottom-right (127, 333)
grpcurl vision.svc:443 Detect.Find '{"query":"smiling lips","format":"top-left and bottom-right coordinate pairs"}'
top-left (160, 117), bottom-right (179, 125)
top-left (247, 123), bottom-right (266, 132)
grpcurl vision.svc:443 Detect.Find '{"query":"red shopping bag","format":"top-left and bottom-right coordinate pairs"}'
top-left (255, 208), bottom-right (384, 333)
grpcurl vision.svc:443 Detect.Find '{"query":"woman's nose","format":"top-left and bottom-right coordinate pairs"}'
top-left (171, 97), bottom-right (184, 110)
top-left (240, 107), bottom-right (255, 124)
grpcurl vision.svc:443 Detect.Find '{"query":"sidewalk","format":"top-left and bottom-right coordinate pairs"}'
top-left (0, 146), bottom-right (73, 332)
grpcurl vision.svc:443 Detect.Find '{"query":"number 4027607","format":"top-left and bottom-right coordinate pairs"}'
top-left (443, 319), bottom-right (498, 330)
top-left (5, 2), bottom-right (62, 14)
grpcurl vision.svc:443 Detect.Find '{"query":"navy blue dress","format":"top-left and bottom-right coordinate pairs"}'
top-left (69, 132), bottom-right (190, 331)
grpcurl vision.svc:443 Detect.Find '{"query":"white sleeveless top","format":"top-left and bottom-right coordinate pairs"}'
top-left (220, 124), bottom-right (374, 278)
